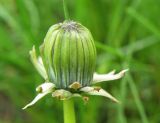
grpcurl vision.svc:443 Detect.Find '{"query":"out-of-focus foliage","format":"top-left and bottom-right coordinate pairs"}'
top-left (0, 0), bottom-right (160, 123)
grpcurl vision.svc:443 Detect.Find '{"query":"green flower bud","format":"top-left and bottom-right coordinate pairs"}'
top-left (40, 21), bottom-right (96, 88)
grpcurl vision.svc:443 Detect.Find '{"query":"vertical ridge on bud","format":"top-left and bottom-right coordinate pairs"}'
top-left (52, 30), bottom-right (64, 87)
top-left (60, 31), bottom-right (68, 88)
top-left (60, 30), bottom-right (71, 88)
top-left (76, 32), bottom-right (84, 85)
top-left (84, 37), bottom-right (94, 85)
top-left (43, 29), bottom-right (60, 82)
top-left (69, 31), bottom-right (78, 86)
top-left (80, 33), bottom-right (89, 86)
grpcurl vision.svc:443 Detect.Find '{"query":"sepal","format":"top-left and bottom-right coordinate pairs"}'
top-left (80, 86), bottom-right (119, 103)
top-left (92, 69), bottom-right (128, 84)
top-left (52, 89), bottom-right (81, 100)
top-left (22, 82), bottom-right (55, 109)
top-left (29, 46), bottom-right (48, 80)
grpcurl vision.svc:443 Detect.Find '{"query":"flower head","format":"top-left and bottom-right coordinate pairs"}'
top-left (23, 21), bottom-right (128, 109)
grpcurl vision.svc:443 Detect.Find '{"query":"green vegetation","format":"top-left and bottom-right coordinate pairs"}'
top-left (0, 0), bottom-right (160, 123)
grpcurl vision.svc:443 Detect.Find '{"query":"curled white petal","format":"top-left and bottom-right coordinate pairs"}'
top-left (22, 82), bottom-right (55, 110)
top-left (80, 86), bottom-right (119, 103)
top-left (92, 69), bottom-right (129, 84)
top-left (30, 46), bottom-right (48, 80)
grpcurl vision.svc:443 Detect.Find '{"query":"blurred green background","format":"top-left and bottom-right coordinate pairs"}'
top-left (0, 0), bottom-right (160, 123)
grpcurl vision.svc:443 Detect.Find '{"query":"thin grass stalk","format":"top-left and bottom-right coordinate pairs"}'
top-left (127, 74), bottom-right (149, 123)
top-left (117, 78), bottom-right (127, 123)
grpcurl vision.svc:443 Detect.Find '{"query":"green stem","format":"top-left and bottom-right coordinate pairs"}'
top-left (63, 0), bottom-right (69, 20)
top-left (63, 99), bottom-right (76, 123)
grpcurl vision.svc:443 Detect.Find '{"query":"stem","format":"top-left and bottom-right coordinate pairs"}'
top-left (63, 99), bottom-right (76, 123)
top-left (63, 0), bottom-right (69, 20)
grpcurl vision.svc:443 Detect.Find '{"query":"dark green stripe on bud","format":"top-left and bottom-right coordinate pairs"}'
top-left (41, 21), bottom-right (96, 88)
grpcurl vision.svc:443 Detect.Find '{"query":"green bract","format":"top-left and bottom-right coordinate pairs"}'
top-left (23, 20), bottom-right (128, 109)
top-left (41, 21), bottom-right (96, 88)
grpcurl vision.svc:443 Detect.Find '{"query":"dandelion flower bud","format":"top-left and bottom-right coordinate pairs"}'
top-left (23, 21), bottom-right (128, 109)
top-left (41, 21), bottom-right (96, 88)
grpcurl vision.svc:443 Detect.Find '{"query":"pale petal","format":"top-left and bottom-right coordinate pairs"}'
top-left (22, 83), bottom-right (55, 109)
top-left (80, 86), bottom-right (119, 103)
top-left (92, 69), bottom-right (128, 84)
top-left (29, 46), bottom-right (48, 80)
